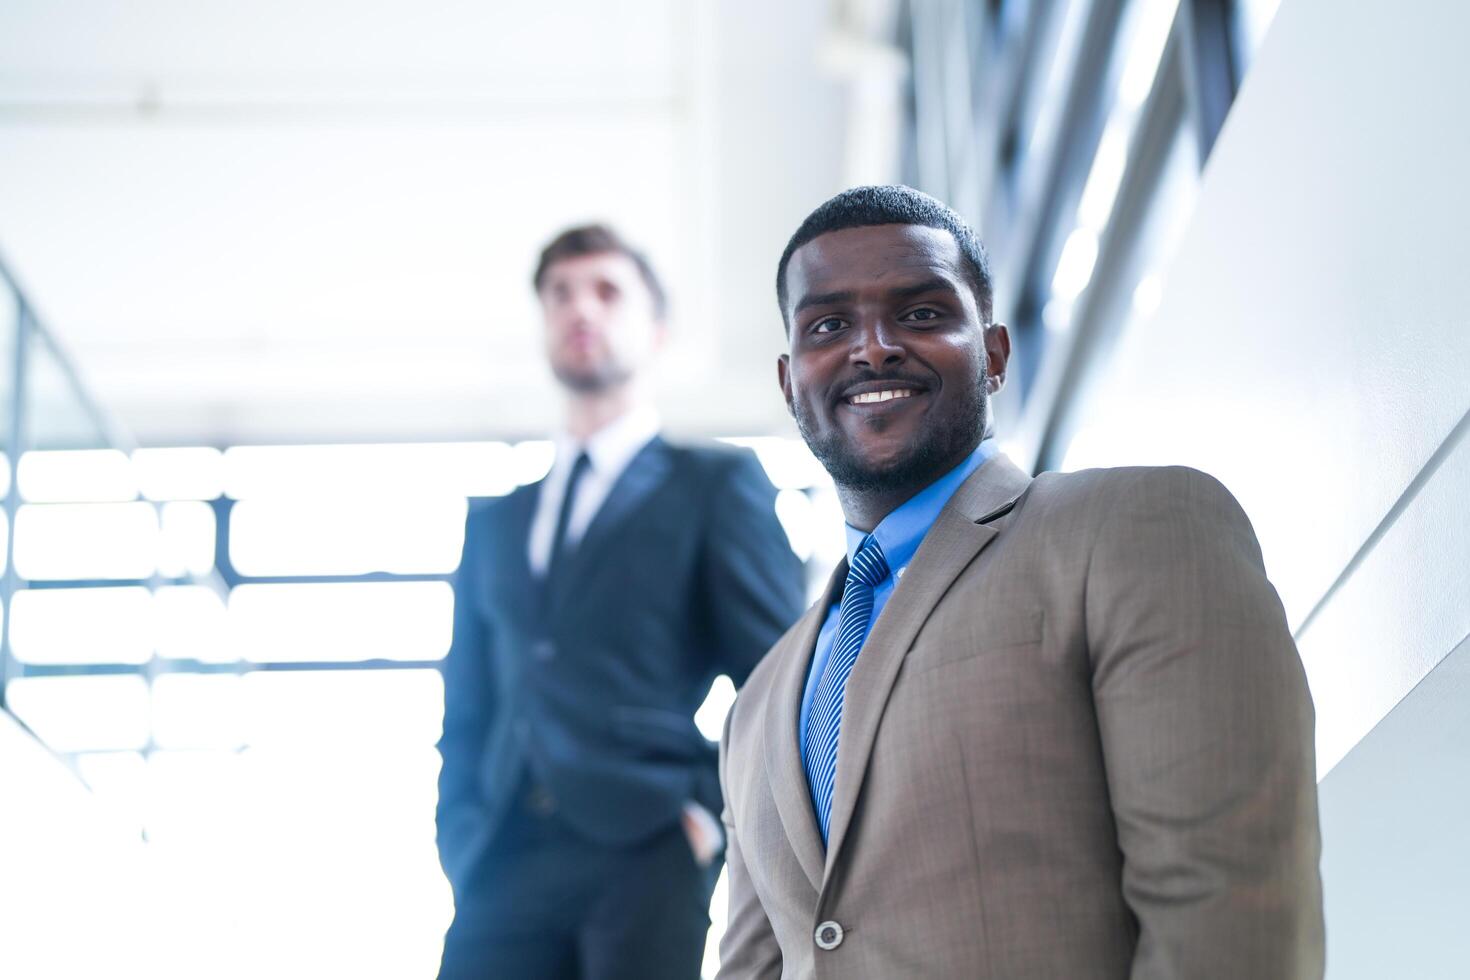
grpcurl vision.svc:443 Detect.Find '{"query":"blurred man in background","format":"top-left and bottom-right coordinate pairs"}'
top-left (717, 186), bottom-right (1323, 977)
top-left (436, 225), bottom-right (805, 979)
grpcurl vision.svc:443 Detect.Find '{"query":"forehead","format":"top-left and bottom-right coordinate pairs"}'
top-left (786, 224), bottom-right (965, 300)
top-left (541, 250), bottom-right (642, 288)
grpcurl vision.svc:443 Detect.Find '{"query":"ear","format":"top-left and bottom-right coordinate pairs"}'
top-left (983, 323), bottom-right (1012, 393)
top-left (777, 354), bottom-right (795, 417)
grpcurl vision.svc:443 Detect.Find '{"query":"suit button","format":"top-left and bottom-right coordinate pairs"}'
top-left (531, 640), bottom-right (556, 662)
top-left (814, 920), bottom-right (843, 950)
top-left (526, 784), bottom-right (557, 816)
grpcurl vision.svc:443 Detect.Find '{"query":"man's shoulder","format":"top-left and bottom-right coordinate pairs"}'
top-left (655, 438), bottom-right (774, 499)
top-left (1017, 464), bottom-right (1254, 554)
top-left (1027, 463), bottom-right (1240, 515)
top-left (662, 437), bottom-right (763, 474)
top-left (464, 484), bottom-right (535, 525)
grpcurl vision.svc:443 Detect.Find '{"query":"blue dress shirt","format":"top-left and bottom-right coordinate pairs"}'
top-left (798, 440), bottom-right (998, 758)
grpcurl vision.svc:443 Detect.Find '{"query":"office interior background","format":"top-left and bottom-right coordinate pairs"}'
top-left (1, 0), bottom-right (1466, 977)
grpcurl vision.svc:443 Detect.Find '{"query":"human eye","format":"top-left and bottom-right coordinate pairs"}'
top-left (809, 316), bottom-right (845, 335)
top-left (900, 306), bottom-right (945, 326)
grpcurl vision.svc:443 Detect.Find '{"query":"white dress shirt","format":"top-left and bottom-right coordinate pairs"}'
top-left (527, 406), bottom-right (662, 576)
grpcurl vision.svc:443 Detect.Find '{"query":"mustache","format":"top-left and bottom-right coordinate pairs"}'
top-left (832, 369), bottom-right (933, 399)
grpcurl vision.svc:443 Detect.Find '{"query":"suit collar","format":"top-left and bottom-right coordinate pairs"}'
top-left (764, 562), bottom-right (846, 892)
top-left (822, 453), bottom-right (1032, 876)
top-left (554, 405), bottom-right (662, 483)
top-left (544, 436), bottom-right (674, 609)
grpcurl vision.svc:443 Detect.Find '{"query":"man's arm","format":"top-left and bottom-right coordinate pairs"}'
top-left (699, 450), bottom-right (806, 685)
top-left (435, 504), bottom-right (495, 884)
top-left (716, 705), bottom-right (783, 979)
top-left (1087, 468), bottom-right (1324, 979)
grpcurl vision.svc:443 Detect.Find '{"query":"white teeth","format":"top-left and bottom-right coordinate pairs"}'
top-left (849, 388), bottom-right (915, 405)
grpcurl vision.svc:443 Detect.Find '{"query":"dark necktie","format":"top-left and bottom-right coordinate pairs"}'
top-left (546, 451), bottom-right (591, 580)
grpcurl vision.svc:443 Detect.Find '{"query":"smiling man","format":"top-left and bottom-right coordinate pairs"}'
top-left (716, 186), bottom-right (1324, 979)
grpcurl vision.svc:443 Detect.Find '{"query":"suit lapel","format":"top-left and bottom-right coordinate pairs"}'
top-left (547, 436), bottom-right (674, 611)
top-left (489, 484), bottom-right (541, 612)
top-left (822, 454), bottom-right (1034, 877)
top-left (764, 562), bottom-right (846, 892)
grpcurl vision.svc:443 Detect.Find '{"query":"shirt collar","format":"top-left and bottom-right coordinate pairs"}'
top-left (555, 405), bottom-right (661, 478)
top-left (843, 439), bottom-right (998, 578)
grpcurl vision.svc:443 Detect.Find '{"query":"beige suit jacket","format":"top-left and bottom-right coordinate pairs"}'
top-left (718, 456), bottom-right (1324, 979)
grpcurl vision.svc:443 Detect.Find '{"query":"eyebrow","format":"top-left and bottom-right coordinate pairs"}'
top-left (792, 276), bottom-right (961, 318)
top-left (792, 289), bottom-right (856, 317)
top-left (888, 277), bottom-right (957, 300)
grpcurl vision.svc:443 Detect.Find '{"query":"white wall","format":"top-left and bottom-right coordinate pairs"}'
top-left (1048, 1), bottom-right (1470, 974)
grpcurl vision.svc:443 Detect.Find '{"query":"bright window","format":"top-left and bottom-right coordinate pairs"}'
top-left (223, 442), bottom-right (516, 499)
top-left (14, 501), bottom-right (160, 580)
top-left (229, 581), bottom-right (454, 663)
top-left (240, 668), bottom-right (444, 749)
top-left (18, 449), bottom-right (137, 502)
top-left (132, 447), bottom-right (225, 501)
top-left (158, 500), bottom-right (217, 577)
top-left (6, 675), bottom-right (151, 752)
top-left (10, 586), bottom-right (154, 665)
top-left (151, 674), bottom-right (245, 750)
top-left (229, 495), bottom-right (467, 576)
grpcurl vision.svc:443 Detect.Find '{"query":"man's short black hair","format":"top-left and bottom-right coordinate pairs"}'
top-left (534, 224), bottom-right (668, 320)
top-left (775, 185), bottom-right (993, 328)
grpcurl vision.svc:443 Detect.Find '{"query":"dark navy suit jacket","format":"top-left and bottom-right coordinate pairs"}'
top-left (435, 436), bottom-right (805, 887)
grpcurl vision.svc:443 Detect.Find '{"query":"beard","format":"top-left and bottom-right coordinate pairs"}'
top-left (551, 358), bottom-right (633, 394)
top-left (794, 376), bottom-right (989, 495)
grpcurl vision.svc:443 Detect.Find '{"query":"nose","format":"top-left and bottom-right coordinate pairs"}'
top-left (567, 291), bottom-right (602, 326)
top-left (849, 318), bottom-right (906, 368)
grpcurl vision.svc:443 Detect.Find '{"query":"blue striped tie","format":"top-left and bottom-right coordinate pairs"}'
top-left (803, 535), bottom-right (890, 844)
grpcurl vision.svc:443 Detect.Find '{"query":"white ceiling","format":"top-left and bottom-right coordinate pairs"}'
top-left (0, 0), bottom-right (867, 446)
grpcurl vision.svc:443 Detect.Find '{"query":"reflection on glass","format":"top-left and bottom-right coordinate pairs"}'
top-left (230, 581), bottom-right (454, 663)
